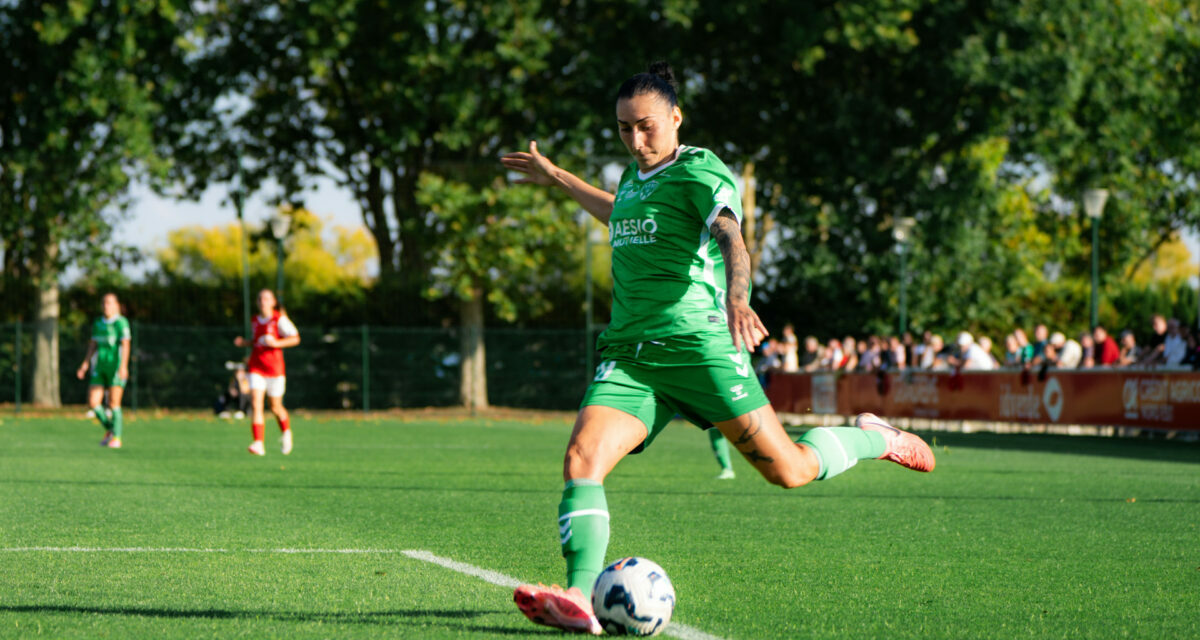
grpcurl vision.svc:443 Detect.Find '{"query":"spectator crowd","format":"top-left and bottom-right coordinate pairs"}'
top-left (757, 315), bottom-right (1200, 377)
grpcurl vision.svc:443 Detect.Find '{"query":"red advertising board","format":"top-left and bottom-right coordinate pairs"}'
top-left (767, 370), bottom-right (1200, 431)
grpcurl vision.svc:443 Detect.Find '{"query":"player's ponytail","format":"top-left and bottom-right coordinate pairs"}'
top-left (616, 61), bottom-right (679, 107)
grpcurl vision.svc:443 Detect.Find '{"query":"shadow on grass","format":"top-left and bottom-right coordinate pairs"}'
top-left (0, 604), bottom-right (556, 634)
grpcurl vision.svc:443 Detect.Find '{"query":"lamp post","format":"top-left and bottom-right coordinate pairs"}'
top-left (893, 216), bottom-right (917, 336)
top-left (268, 213), bottom-right (291, 304)
top-left (233, 187), bottom-right (251, 343)
top-left (584, 219), bottom-right (606, 383)
top-left (1083, 188), bottom-right (1109, 330)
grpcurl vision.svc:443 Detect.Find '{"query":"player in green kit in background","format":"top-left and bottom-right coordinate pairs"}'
top-left (76, 292), bottom-right (131, 449)
top-left (501, 62), bottom-right (935, 634)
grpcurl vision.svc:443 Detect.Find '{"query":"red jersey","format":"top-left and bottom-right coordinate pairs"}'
top-left (1098, 336), bottom-right (1120, 366)
top-left (248, 312), bottom-right (298, 377)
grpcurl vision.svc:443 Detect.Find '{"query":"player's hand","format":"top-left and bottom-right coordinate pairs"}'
top-left (260, 335), bottom-right (279, 348)
top-left (117, 366), bottom-right (128, 382)
top-left (727, 299), bottom-right (769, 354)
top-left (500, 141), bottom-right (559, 187)
top-left (76, 363), bottom-right (87, 380)
top-left (234, 336), bottom-right (246, 348)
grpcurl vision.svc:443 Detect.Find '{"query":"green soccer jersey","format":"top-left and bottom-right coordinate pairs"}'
top-left (91, 315), bottom-right (131, 372)
top-left (598, 145), bottom-right (743, 348)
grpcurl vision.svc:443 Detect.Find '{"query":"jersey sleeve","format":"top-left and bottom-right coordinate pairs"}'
top-left (277, 315), bottom-right (298, 338)
top-left (691, 155), bottom-right (743, 229)
top-left (118, 318), bottom-right (131, 341)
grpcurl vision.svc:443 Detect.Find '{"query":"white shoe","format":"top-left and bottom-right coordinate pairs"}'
top-left (280, 430), bottom-right (293, 455)
top-left (716, 468), bottom-right (736, 480)
top-left (233, 411), bottom-right (245, 419)
top-left (218, 411), bottom-right (232, 419)
top-left (247, 440), bottom-right (265, 456)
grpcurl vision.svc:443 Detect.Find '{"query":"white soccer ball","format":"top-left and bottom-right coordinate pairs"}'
top-left (591, 557), bottom-right (676, 636)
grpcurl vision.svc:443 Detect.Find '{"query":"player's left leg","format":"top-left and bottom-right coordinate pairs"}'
top-left (105, 385), bottom-right (126, 449)
top-left (267, 386), bottom-right (291, 455)
top-left (708, 429), bottom-right (735, 479)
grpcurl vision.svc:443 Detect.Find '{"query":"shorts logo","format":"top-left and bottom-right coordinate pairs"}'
top-left (727, 353), bottom-right (750, 378)
top-left (594, 361), bottom-right (617, 381)
top-left (730, 384), bottom-right (749, 401)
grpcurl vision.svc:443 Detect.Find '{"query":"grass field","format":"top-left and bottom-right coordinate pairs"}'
top-left (0, 411), bottom-right (1197, 639)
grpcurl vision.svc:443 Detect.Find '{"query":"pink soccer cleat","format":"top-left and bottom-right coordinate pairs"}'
top-left (106, 437), bottom-right (122, 449)
top-left (856, 412), bottom-right (935, 472)
top-left (513, 583), bottom-right (602, 635)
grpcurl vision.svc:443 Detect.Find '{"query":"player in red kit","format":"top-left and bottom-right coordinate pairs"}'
top-left (234, 289), bottom-right (301, 455)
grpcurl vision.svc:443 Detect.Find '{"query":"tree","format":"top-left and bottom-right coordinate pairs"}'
top-left (0, 0), bottom-right (193, 406)
top-left (417, 173), bottom-right (577, 409)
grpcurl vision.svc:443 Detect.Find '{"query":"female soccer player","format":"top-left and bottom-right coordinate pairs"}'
top-left (76, 292), bottom-right (131, 449)
top-left (234, 289), bottom-right (300, 456)
top-left (500, 62), bottom-right (935, 634)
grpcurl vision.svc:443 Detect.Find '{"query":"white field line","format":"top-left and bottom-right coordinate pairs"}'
top-left (0, 546), bottom-right (730, 640)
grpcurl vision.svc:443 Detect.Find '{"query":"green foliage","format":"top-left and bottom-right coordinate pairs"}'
top-left (416, 173), bottom-right (578, 322)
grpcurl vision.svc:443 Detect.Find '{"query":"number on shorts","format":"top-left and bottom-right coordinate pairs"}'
top-left (594, 360), bottom-right (617, 381)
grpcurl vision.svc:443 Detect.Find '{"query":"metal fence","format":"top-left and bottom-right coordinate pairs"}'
top-left (2, 323), bottom-right (601, 412)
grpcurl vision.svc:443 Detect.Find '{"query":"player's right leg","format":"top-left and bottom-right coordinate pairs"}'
top-left (514, 405), bottom-right (647, 635)
top-left (87, 385), bottom-right (113, 445)
top-left (247, 379), bottom-right (267, 456)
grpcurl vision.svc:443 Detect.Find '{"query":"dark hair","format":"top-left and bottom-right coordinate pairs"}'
top-left (616, 61), bottom-right (678, 107)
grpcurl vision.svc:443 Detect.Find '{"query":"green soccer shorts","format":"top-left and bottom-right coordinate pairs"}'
top-left (581, 332), bottom-right (770, 452)
top-left (89, 364), bottom-right (127, 389)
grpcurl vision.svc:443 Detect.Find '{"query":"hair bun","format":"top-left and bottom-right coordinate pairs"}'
top-left (647, 61), bottom-right (677, 90)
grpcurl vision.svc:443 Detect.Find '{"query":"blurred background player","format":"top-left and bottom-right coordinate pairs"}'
top-left (214, 361), bottom-right (251, 419)
top-left (75, 292), bottom-right (131, 449)
top-left (234, 289), bottom-right (300, 455)
top-left (501, 61), bottom-right (934, 635)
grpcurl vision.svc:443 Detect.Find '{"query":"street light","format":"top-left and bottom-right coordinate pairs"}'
top-left (1083, 188), bottom-right (1109, 330)
top-left (268, 213), bottom-right (291, 304)
top-left (893, 216), bottom-right (917, 336)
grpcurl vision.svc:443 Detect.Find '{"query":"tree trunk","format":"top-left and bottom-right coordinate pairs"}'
top-left (459, 287), bottom-right (489, 410)
top-left (741, 161), bottom-right (763, 281)
top-left (361, 162), bottom-right (398, 284)
top-left (31, 243), bottom-right (61, 408)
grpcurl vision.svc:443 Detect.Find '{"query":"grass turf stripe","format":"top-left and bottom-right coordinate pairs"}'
top-left (1, 546), bottom-right (730, 639)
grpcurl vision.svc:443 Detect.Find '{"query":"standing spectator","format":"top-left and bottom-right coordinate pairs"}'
top-left (1137, 314), bottom-right (1169, 365)
top-left (822, 339), bottom-right (844, 371)
top-left (859, 336), bottom-right (883, 372)
top-left (1093, 326), bottom-right (1120, 367)
top-left (1003, 333), bottom-right (1022, 367)
top-left (901, 332), bottom-right (916, 370)
top-left (957, 332), bottom-right (996, 371)
top-left (1163, 318), bottom-right (1187, 366)
top-left (839, 336), bottom-right (859, 371)
top-left (977, 336), bottom-right (1001, 369)
top-left (1117, 330), bottom-right (1140, 367)
top-left (1013, 328), bottom-right (1035, 365)
top-left (920, 334), bottom-right (946, 369)
top-left (1051, 332), bottom-right (1082, 369)
top-left (888, 336), bottom-right (907, 370)
top-left (912, 331), bottom-right (931, 369)
top-left (780, 323), bottom-right (800, 372)
top-left (1182, 327), bottom-right (1200, 369)
top-left (799, 335), bottom-right (822, 372)
top-left (1030, 324), bottom-right (1050, 366)
top-left (1079, 332), bottom-right (1096, 368)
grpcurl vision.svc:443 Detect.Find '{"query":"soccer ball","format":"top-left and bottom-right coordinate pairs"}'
top-left (591, 557), bottom-right (676, 636)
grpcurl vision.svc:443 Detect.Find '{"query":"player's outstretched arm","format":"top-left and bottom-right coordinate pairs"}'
top-left (77, 340), bottom-right (97, 380)
top-left (500, 141), bottom-right (615, 224)
top-left (711, 209), bottom-right (768, 353)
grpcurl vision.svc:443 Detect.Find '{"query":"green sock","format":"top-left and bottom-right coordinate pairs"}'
top-left (708, 429), bottom-right (733, 471)
top-left (796, 427), bottom-right (887, 480)
top-left (110, 408), bottom-right (123, 438)
top-left (92, 406), bottom-right (112, 430)
top-left (559, 479), bottom-right (609, 598)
